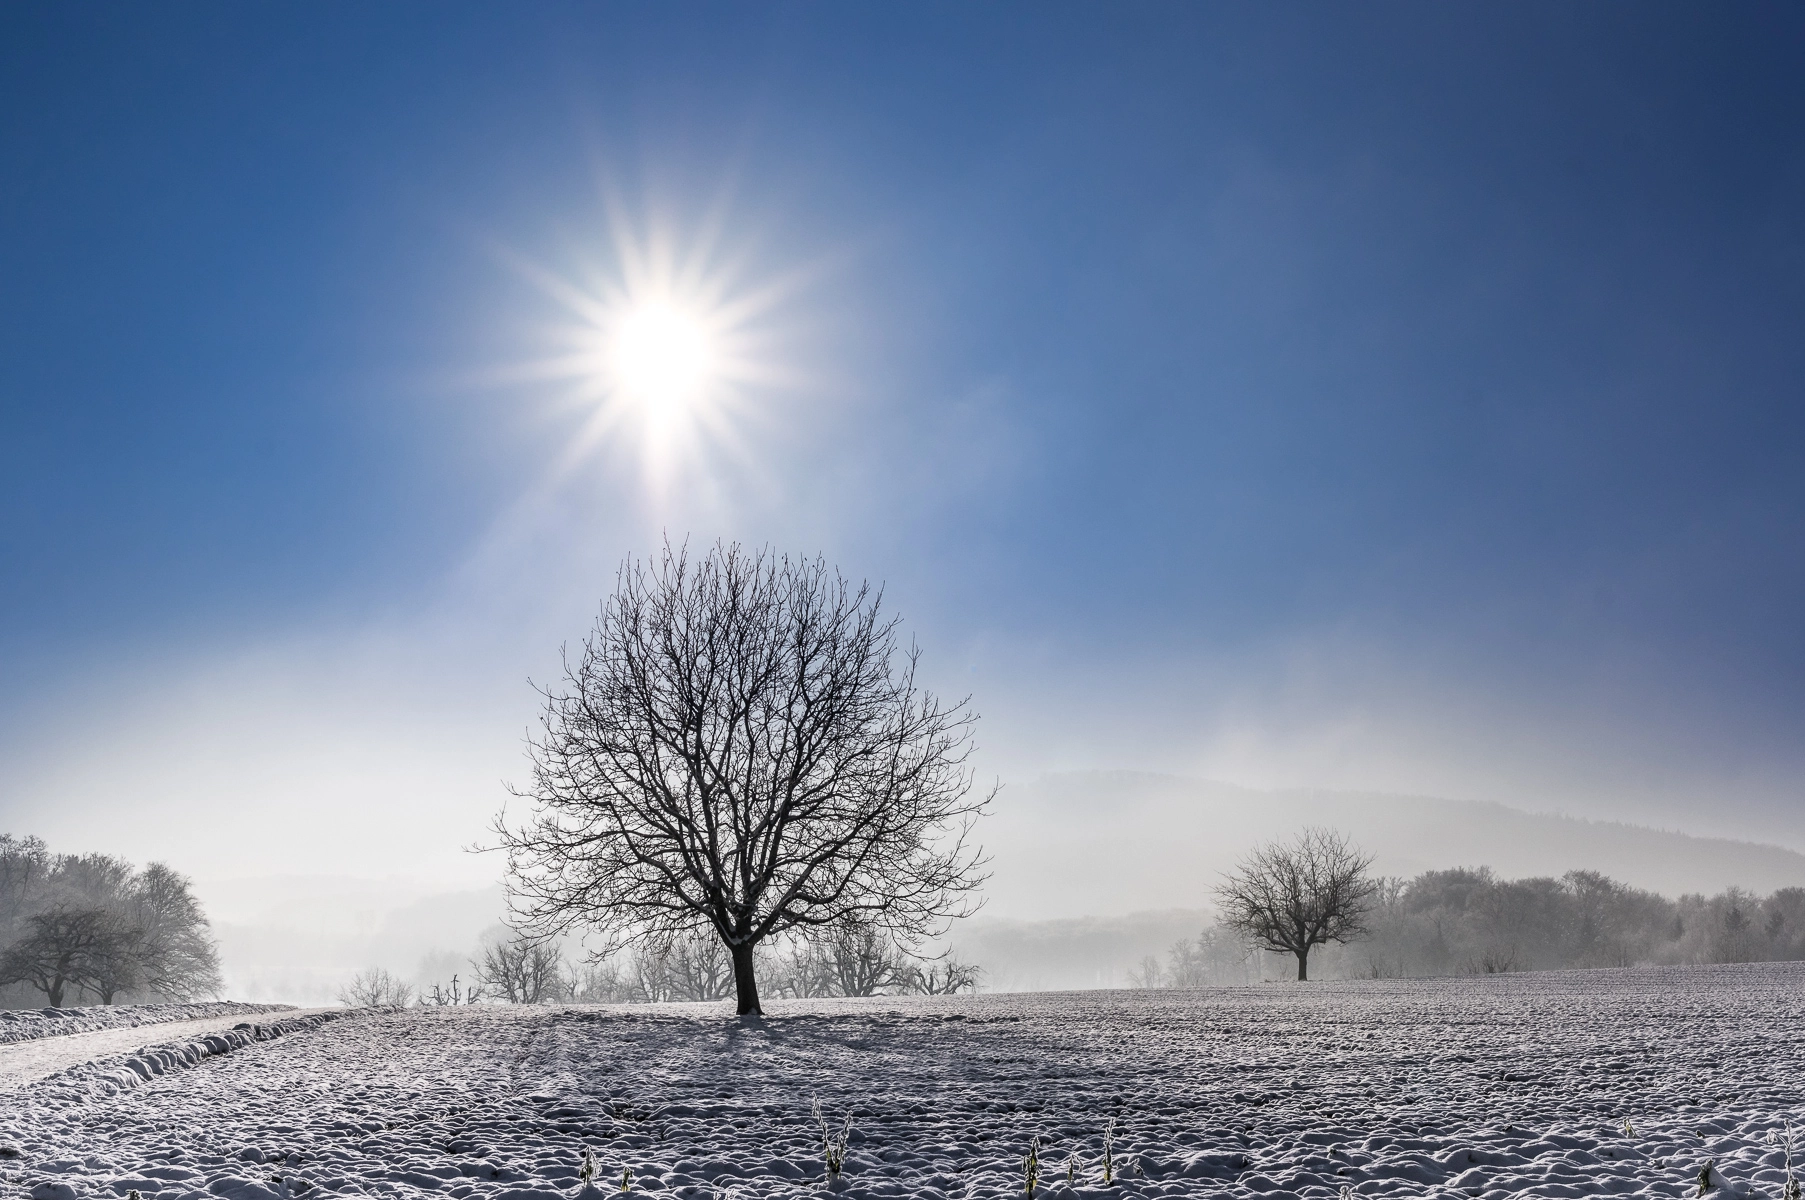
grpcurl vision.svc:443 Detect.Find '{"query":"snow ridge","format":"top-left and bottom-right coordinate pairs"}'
top-left (0, 1003), bottom-right (290, 1046)
top-left (28, 1009), bottom-right (368, 1105)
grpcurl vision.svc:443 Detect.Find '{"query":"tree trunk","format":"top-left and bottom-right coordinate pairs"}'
top-left (730, 940), bottom-right (762, 1016)
top-left (46, 977), bottom-right (66, 1007)
top-left (1295, 948), bottom-right (1309, 982)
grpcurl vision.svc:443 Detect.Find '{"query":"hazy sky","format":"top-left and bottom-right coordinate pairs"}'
top-left (3, 5), bottom-right (1803, 892)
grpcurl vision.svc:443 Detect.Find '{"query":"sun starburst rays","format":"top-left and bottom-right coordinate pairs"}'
top-left (496, 214), bottom-right (795, 500)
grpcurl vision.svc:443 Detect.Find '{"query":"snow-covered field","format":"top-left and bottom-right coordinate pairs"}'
top-left (0, 1003), bottom-right (286, 1046)
top-left (6, 963), bottom-right (1805, 1199)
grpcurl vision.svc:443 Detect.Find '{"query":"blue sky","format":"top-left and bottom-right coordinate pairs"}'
top-left (3, 5), bottom-right (1803, 885)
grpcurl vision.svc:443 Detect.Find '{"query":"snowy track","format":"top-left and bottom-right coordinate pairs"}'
top-left (0, 1009), bottom-right (329, 1090)
top-left (4, 964), bottom-right (1805, 1199)
top-left (0, 1004), bottom-right (286, 1048)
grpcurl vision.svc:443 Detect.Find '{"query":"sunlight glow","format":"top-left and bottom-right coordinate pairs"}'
top-left (491, 206), bottom-right (805, 500)
top-left (609, 302), bottom-right (715, 414)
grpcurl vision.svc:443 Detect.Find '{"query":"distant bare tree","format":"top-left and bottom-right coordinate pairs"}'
top-left (421, 974), bottom-right (480, 1006)
top-left (497, 542), bottom-right (991, 1015)
top-left (80, 909), bottom-right (146, 1003)
top-left (568, 959), bottom-right (633, 1004)
top-left (337, 967), bottom-right (414, 1008)
top-left (903, 952), bottom-right (981, 995)
top-left (1126, 954), bottom-right (1165, 988)
top-left (825, 923), bottom-right (910, 997)
top-left (0, 836), bottom-right (51, 944)
top-left (659, 931), bottom-right (735, 1001)
top-left (1215, 827), bottom-right (1377, 981)
top-left (0, 842), bottom-right (220, 1006)
top-left (765, 936), bottom-right (835, 999)
top-left (471, 935), bottom-right (565, 1004)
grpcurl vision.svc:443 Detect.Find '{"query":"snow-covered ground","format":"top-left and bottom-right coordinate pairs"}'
top-left (5, 963), bottom-right (1805, 1199)
top-left (0, 1003), bottom-right (286, 1046)
top-left (0, 1009), bottom-right (328, 1090)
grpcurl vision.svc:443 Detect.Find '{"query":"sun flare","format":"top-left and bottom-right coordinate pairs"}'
top-left (609, 302), bottom-right (715, 416)
top-left (497, 208), bottom-right (803, 495)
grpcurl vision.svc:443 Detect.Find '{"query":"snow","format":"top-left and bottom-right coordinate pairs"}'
top-left (4, 963), bottom-right (1805, 1199)
top-left (0, 1009), bottom-right (334, 1091)
top-left (0, 1003), bottom-right (286, 1047)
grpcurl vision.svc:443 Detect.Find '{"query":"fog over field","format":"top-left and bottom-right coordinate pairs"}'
top-left (190, 772), bottom-right (1805, 1003)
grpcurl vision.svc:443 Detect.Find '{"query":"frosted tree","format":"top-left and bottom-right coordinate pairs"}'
top-left (495, 541), bottom-right (990, 1015)
top-left (1215, 827), bottom-right (1376, 981)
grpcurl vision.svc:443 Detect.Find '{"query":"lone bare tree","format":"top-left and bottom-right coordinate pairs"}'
top-left (1214, 827), bottom-right (1376, 981)
top-left (496, 542), bottom-right (990, 1016)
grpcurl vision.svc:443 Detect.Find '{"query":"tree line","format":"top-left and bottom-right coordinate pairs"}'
top-left (0, 835), bottom-right (222, 1007)
top-left (343, 922), bottom-right (980, 1009)
top-left (1133, 827), bottom-right (1805, 986)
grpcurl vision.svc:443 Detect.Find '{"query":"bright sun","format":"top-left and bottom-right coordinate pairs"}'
top-left (609, 302), bottom-right (715, 415)
top-left (503, 211), bottom-right (790, 490)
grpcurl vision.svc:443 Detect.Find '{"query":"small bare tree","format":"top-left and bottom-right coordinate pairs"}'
top-left (497, 542), bottom-right (990, 1015)
top-left (337, 967), bottom-right (414, 1008)
top-left (1214, 827), bottom-right (1377, 981)
top-left (904, 951), bottom-right (981, 995)
top-left (1127, 954), bottom-right (1165, 989)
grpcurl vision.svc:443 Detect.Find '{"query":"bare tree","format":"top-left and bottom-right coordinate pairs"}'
top-left (0, 907), bottom-right (120, 1006)
top-left (1215, 827), bottom-right (1377, 981)
top-left (338, 967), bottom-right (415, 1008)
top-left (903, 952), bottom-right (981, 995)
top-left (568, 959), bottom-right (633, 1004)
top-left (1126, 954), bottom-right (1165, 988)
top-left (824, 923), bottom-right (910, 997)
top-left (471, 935), bottom-right (566, 1004)
top-left (127, 863), bottom-right (222, 1000)
top-left (496, 542), bottom-right (991, 1015)
top-left (421, 974), bottom-right (480, 1006)
top-left (765, 936), bottom-right (835, 999)
top-left (662, 932), bottom-right (735, 1001)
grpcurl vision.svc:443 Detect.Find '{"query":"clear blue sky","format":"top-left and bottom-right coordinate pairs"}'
top-left (3, 5), bottom-right (1802, 879)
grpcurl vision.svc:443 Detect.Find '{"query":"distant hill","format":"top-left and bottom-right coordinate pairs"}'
top-left (977, 771), bottom-right (1805, 919)
top-left (953, 772), bottom-right (1805, 991)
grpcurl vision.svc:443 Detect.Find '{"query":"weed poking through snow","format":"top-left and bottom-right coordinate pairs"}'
top-left (578, 1147), bottom-right (596, 1190)
top-left (1102, 1117), bottom-right (1118, 1185)
top-left (812, 1095), bottom-right (851, 1180)
top-left (1695, 1159), bottom-right (1713, 1196)
top-left (619, 1165), bottom-right (633, 1194)
top-left (1770, 1123), bottom-right (1802, 1200)
top-left (1023, 1135), bottom-right (1041, 1198)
